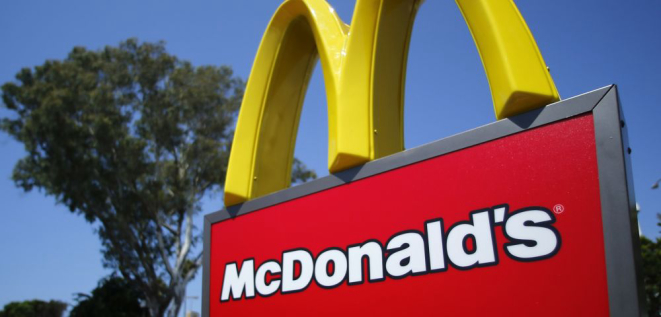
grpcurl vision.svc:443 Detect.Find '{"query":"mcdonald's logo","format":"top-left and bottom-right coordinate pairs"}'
top-left (205, 2), bottom-right (644, 314)
top-left (224, 0), bottom-right (560, 207)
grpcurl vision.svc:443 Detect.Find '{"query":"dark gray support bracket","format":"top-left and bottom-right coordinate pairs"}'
top-left (593, 87), bottom-right (646, 316)
top-left (202, 211), bottom-right (212, 317)
top-left (202, 85), bottom-right (644, 316)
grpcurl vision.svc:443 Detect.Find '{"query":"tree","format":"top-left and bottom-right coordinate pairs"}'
top-left (1, 39), bottom-right (315, 317)
top-left (642, 234), bottom-right (661, 316)
top-left (641, 213), bottom-right (661, 316)
top-left (291, 158), bottom-right (317, 185)
top-left (70, 275), bottom-right (148, 317)
top-left (0, 300), bottom-right (67, 317)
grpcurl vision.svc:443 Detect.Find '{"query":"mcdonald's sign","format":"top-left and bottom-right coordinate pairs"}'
top-left (203, 0), bottom-right (644, 315)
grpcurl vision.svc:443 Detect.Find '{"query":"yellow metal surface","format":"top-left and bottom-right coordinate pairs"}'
top-left (224, 0), bottom-right (559, 206)
top-left (224, 0), bottom-right (420, 206)
top-left (457, 0), bottom-right (560, 119)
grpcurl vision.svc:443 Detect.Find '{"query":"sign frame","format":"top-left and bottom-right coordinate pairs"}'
top-left (202, 85), bottom-right (645, 316)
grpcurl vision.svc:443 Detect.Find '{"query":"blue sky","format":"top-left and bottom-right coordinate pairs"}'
top-left (1, 0), bottom-right (660, 314)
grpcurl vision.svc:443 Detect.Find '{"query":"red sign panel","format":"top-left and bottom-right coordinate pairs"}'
top-left (203, 87), bottom-right (643, 316)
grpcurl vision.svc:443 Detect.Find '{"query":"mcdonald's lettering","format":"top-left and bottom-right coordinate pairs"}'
top-left (224, 0), bottom-right (559, 206)
top-left (219, 204), bottom-right (561, 302)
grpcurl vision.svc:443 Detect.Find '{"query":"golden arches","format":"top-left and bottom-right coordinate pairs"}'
top-left (224, 0), bottom-right (559, 206)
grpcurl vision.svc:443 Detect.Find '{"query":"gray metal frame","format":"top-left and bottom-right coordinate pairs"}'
top-left (202, 85), bottom-right (645, 316)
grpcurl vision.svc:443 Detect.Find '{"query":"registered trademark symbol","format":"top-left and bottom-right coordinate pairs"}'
top-left (553, 204), bottom-right (565, 214)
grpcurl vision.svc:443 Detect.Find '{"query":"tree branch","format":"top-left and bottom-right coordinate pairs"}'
top-left (184, 252), bottom-right (203, 282)
top-left (155, 224), bottom-right (176, 278)
top-left (175, 209), bottom-right (194, 272)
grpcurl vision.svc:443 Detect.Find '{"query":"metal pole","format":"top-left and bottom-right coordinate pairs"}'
top-left (183, 296), bottom-right (199, 316)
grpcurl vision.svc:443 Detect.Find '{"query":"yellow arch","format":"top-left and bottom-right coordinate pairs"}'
top-left (224, 0), bottom-right (559, 206)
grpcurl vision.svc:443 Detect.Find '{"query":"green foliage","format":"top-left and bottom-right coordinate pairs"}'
top-left (0, 38), bottom-right (315, 317)
top-left (1, 38), bottom-right (241, 219)
top-left (70, 275), bottom-right (148, 317)
top-left (641, 214), bottom-right (661, 316)
top-left (291, 158), bottom-right (317, 185)
top-left (0, 300), bottom-right (67, 317)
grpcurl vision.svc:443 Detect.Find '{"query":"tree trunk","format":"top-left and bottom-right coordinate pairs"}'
top-left (167, 282), bottom-right (186, 317)
top-left (144, 295), bottom-right (162, 317)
